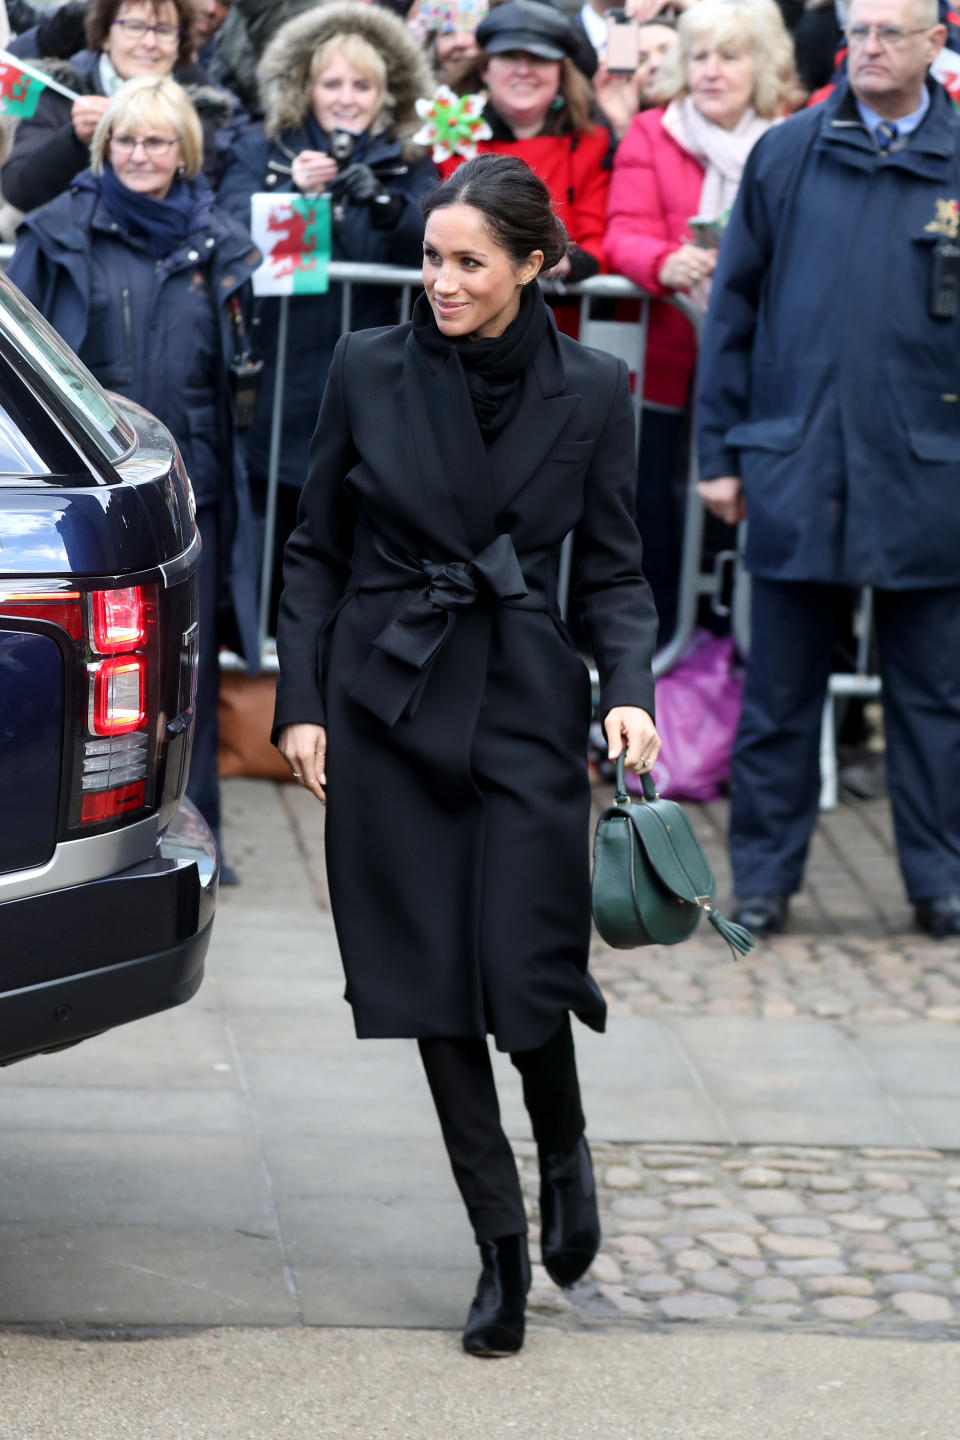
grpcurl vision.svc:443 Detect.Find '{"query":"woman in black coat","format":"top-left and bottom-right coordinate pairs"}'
top-left (273, 154), bottom-right (661, 1356)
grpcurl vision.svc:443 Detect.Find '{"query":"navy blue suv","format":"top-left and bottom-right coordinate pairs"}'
top-left (0, 272), bottom-right (216, 1066)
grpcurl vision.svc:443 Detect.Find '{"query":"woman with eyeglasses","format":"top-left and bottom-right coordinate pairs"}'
top-left (7, 75), bottom-right (263, 881)
top-left (1, 0), bottom-right (248, 216)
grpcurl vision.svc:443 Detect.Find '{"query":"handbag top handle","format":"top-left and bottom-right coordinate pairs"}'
top-left (615, 750), bottom-right (657, 805)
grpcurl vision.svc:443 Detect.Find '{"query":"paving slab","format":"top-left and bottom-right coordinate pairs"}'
top-left (0, 1133), bottom-right (274, 1229)
top-left (0, 1225), bottom-right (296, 1326)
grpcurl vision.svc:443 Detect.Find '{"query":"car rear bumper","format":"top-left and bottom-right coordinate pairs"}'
top-left (0, 800), bottom-right (218, 1066)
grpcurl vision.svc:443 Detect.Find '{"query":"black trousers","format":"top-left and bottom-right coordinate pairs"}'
top-left (731, 578), bottom-right (960, 900)
top-left (419, 1016), bottom-right (585, 1242)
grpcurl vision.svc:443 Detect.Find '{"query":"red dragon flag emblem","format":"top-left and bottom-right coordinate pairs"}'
top-left (249, 194), bottom-right (332, 296)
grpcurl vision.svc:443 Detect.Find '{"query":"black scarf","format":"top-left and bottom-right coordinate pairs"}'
top-left (98, 165), bottom-right (209, 259)
top-left (411, 281), bottom-right (548, 440)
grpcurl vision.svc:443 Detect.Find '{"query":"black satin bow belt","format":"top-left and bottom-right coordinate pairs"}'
top-left (347, 529), bottom-right (557, 727)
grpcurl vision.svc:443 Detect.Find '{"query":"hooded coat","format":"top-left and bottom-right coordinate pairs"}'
top-left (697, 79), bottom-right (960, 588)
top-left (271, 311), bottom-right (659, 1052)
top-left (216, 2), bottom-right (438, 490)
top-left (0, 51), bottom-right (249, 215)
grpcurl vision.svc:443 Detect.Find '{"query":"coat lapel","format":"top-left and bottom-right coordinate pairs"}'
top-left (402, 332), bottom-right (495, 552)
top-left (487, 314), bottom-right (580, 516)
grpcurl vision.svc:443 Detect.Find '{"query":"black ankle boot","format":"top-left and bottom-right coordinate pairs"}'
top-left (462, 1233), bottom-right (530, 1357)
top-left (540, 1134), bottom-right (600, 1288)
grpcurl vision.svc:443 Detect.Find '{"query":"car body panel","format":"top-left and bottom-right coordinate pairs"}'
top-left (0, 271), bottom-right (215, 1065)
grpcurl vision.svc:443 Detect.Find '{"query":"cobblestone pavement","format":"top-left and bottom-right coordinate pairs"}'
top-left (590, 785), bottom-right (960, 1026)
top-left (518, 1141), bottom-right (960, 1338)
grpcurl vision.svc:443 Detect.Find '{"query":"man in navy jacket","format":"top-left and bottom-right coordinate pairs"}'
top-left (697, 0), bottom-right (960, 938)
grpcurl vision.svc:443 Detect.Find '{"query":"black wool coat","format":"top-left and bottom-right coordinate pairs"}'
top-left (273, 315), bottom-right (658, 1052)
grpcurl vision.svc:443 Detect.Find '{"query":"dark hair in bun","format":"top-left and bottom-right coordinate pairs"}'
top-left (422, 154), bottom-right (569, 273)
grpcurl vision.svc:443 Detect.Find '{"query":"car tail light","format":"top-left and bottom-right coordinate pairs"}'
top-left (90, 586), bottom-right (145, 653)
top-left (0, 579), bottom-right (160, 834)
top-left (0, 590), bottom-right (83, 641)
top-left (89, 656), bottom-right (146, 735)
top-left (80, 780), bottom-right (146, 825)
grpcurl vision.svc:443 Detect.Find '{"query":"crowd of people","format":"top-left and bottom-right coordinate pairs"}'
top-left (6, 0), bottom-right (960, 1364)
top-left (1, 0), bottom-right (957, 943)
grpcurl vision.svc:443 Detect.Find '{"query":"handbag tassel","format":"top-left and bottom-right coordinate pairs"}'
top-left (702, 904), bottom-right (755, 959)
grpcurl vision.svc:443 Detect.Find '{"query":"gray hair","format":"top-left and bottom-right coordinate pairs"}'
top-left (648, 0), bottom-right (798, 118)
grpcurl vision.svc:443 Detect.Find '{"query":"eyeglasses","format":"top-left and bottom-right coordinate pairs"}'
top-left (844, 23), bottom-right (932, 46)
top-left (110, 17), bottom-right (181, 43)
top-left (110, 134), bottom-right (180, 155)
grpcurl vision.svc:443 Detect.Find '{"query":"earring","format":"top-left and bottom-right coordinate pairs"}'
top-left (176, 165), bottom-right (185, 177)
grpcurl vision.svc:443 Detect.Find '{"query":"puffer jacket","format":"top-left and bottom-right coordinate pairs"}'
top-left (216, 0), bottom-right (437, 488)
top-left (7, 172), bottom-right (264, 664)
top-left (605, 106), bottom-right (705, 408)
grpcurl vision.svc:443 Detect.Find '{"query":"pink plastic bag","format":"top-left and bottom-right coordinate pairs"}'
top-left (626, 629), bottom-right (744, 802)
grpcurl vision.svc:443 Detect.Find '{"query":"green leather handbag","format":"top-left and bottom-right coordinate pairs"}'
top-left (591, 752), bottom-right (755, 957)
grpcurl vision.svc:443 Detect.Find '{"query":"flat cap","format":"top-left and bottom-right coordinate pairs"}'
top-left (475, 0), bottom-right (579, 60)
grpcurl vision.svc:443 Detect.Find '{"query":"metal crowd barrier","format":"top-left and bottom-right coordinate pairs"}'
top-left (0, 241), bottom-right (879, 806)
top-left (256, 262), bottom-right (713, 679)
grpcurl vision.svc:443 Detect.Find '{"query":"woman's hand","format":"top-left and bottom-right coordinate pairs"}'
top-left (604, 706), bottom-right (661, 773)
top-left (291, 150), bottom-right (339, 195)
top-left (71, 95), bottom-right (110, 144)
top-left (594, 65), bottom-right (639, 140)
top-left (277, 722), bottom-right (328, 803)
top-left (658, 243), bottom-right (718, 290)
top-left (697, 476), bottom-right (746, 525)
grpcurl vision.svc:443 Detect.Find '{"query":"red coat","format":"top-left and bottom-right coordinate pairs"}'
top-left (438, 127), bottom-right (611, 269)
top-left (605, 107), bottom-right (703, 407)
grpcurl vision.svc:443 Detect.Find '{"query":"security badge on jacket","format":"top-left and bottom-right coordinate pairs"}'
top-left (925, 197), bottom-right (960, 319)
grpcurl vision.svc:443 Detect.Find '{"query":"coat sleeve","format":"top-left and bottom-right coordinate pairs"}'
top-left (5, 228), bottom-right (78, 344)
top-left (695, 139), bottom-right (774, 481)
top-left (214, 129), bottom-right (269, 227)
top-left (1, 89), bottom-right (89, 213)
top-left (574, 358), bottom-right (658, 720)
top-left (340, 154), bottom-right (437, 267)
top-left (271, 332), bottom-right (358, 740)
top-left (605, 116), bottom-right (676, 295)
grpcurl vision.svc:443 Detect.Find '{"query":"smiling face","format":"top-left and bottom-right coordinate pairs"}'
top-left (110, 122), bottom-right (184, 198)
top-left (435, 28), bottom-right (483, 86)
top-left (192, 0), bottom-right (230, 44)
top-left (846, 0), bottom-right (945, 114)
top-left (635, 24), bottom-right (676, 104)
top-left (686, 39), bottom-right (754, 129)
top-left (310, 48), bottom-right (383, 135)
top-left (482, 50), bottom-right (562, 133)
top-left (105, 0), bottom-right (181, 79)
top-left (422, 203), bottom-right (543, 340)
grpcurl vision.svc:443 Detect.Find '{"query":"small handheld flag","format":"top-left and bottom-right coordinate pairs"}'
top-left (0, 52), bottom-right (79, 118)
top-left (248, 192), bottom-right (332, 296)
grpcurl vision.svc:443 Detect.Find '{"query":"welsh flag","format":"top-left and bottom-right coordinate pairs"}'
top-left (249, 193), bottom-right (331, 297)
top-left (0, 54), bottom-right (65, 118)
